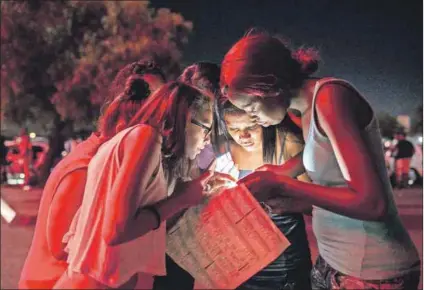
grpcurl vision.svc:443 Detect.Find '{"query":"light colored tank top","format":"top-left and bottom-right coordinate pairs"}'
top-left (303, 78), bottom-right (419, 279)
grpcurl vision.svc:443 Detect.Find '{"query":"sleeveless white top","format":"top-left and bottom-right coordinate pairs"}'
top-left (64, 125), bottom-right (168, 287)
top-left (303, 78), bottom-right (419, 279)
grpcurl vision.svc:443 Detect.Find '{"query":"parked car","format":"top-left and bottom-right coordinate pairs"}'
top-left (4, 137), bottom-right (49, 185)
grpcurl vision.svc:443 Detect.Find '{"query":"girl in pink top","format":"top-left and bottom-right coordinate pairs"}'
top-left (54, 82), bottom-right (232, 289)
top-left (19, 61), bottom-right (167, 289)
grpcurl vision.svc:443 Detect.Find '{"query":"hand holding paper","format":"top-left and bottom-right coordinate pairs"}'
top-left (166, 183), bottom-right (290, 289)
top-left (238, 171), bottom-right (284, 201)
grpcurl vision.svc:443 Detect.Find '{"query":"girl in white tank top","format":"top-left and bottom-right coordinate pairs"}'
top-left (220, 31), bottom-right (420, 289)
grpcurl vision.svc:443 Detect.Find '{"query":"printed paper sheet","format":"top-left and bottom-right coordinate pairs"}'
top-left (166, 184), bottom-right (290, 289)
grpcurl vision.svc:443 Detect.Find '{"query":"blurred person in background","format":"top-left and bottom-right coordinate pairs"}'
top-left (0, 134), bottom-right (8, 184)
top-left (64, 133), bottom-right (82, 154)
top-left (19, 60), bottom-right (166, 290)
top-left (17, 128), bottom-right (32, 190)
top-left (391, 130), bottom-right (415, 189)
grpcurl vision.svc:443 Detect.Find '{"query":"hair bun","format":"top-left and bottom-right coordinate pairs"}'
top-left (132, 62), bottom-right (148, 75)
top-left (292, 47), bottom-right (320, 76)
top-left (124, 75), bottom-right (151, 101)
top-left (132, 61), bottom-right (158, 75)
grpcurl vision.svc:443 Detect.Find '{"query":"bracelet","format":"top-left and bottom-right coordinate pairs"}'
top-left (136, 205), bottom-right (161, 230)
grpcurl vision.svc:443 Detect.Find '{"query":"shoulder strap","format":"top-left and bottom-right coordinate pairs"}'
top-left (277, 131), bottom-right (293, 165)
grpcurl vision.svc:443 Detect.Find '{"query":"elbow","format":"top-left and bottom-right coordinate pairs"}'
top-left (50, 243), bottom-right (67, 261)
top-left (356, 194), bottom-right (388, 221)
top-left (103, 230), bottom-right (117, 246)
top-left (372, 197), bottom-right (388, 221)
top-left (103, 207), bottom-right (131, 245)
top-left (104, 228), bottom-right (123, 246)
top-left (47, 231), bottom-right (68, 261)
top-left (103, 222), bottom-right (126, 246)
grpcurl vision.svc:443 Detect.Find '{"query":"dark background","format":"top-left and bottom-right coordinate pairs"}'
top-left (151, 0), bottom-right (423, 116)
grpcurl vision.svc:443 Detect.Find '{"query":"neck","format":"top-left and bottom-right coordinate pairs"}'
top-left (288, 78), bottom-right (319, 115)
top-left (230, 141), bottom-right (263, 170)
top-left (232, 141), bottom-right (262, 154)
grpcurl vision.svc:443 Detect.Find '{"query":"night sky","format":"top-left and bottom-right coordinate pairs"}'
top-left (151, 0), bottom-right (422, 117)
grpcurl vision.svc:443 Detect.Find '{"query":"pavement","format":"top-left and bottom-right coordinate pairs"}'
top-left (0, 185), bottom-right (423, 289)
top-left (0, 186), bottom-right (42, 226)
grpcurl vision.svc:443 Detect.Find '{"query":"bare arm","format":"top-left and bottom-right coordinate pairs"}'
top-left (274, 151), bottom-right (306, 178)
top-left (257, 151), bottom-right (305, 178)
top-left (242, 85), bottom-right (387, 221)
top-left (47, 169), bottom-right (86, 260)
top-left (286, 135), bottom-right (312, 214)
top-left (260, 134), bottom-right (312, 215)
top-left (103, 126), bottom-right (220, 245)
top-left (108, 169), bottom-right (220, 245)
top-left (115, 192), bottom-right (190, 244)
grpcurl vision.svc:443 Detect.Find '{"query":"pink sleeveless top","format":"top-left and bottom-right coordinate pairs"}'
top-left (19, 133), bottom-right (102, 289)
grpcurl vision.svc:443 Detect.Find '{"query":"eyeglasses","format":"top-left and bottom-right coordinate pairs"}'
top-left (191, 118), bottom-right (212, 137)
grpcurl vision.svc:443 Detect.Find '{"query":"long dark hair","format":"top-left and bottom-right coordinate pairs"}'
top-left (215, 96), bottom-right (277, 164)
top-left (179, 62), bottom-right (223, 153)
top-left (128, 81), bottom-right (212, 181)
top-left (216, 96), bottom-right (304, 165)
top-left (179, 62), bottom-right (221, 98)
top-left (277, 113), bottom-right (304, 162)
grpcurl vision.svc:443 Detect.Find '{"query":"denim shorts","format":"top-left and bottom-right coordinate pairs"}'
top-left (311, 255), bottom-right (421, 290)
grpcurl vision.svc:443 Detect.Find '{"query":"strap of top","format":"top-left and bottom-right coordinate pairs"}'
top-left (308, 77), bottom-right (364, 141)
top-left (277, 131), bottom-right (290, 165)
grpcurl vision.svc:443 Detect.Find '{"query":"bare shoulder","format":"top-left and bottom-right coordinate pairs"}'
top-left (315, 83), bottom-right (356, 112)
top-left (284, 131), bottom-right (303, 143)
top-left (284, 131), bottom-right (304, 157)
top-left (119, 125), bottom-right (161, 152)
top-left (125, 124), bottom-right (160, 141)
top-left (315, 83), bottom-right (372, 129)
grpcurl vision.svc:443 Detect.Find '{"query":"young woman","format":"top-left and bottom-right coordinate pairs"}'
top-left (221, 30), bottom-right (420, 289)
top-left (181, 62), bottom-right (312, 290)
top-left (53, 81), bottom-right (232, 289)
top-left (20, 60), bottom-right (166, 290)
top-left (149, 63), bottom-right (224, 290)
top-left (216, 99), bottom-right (312, 290)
